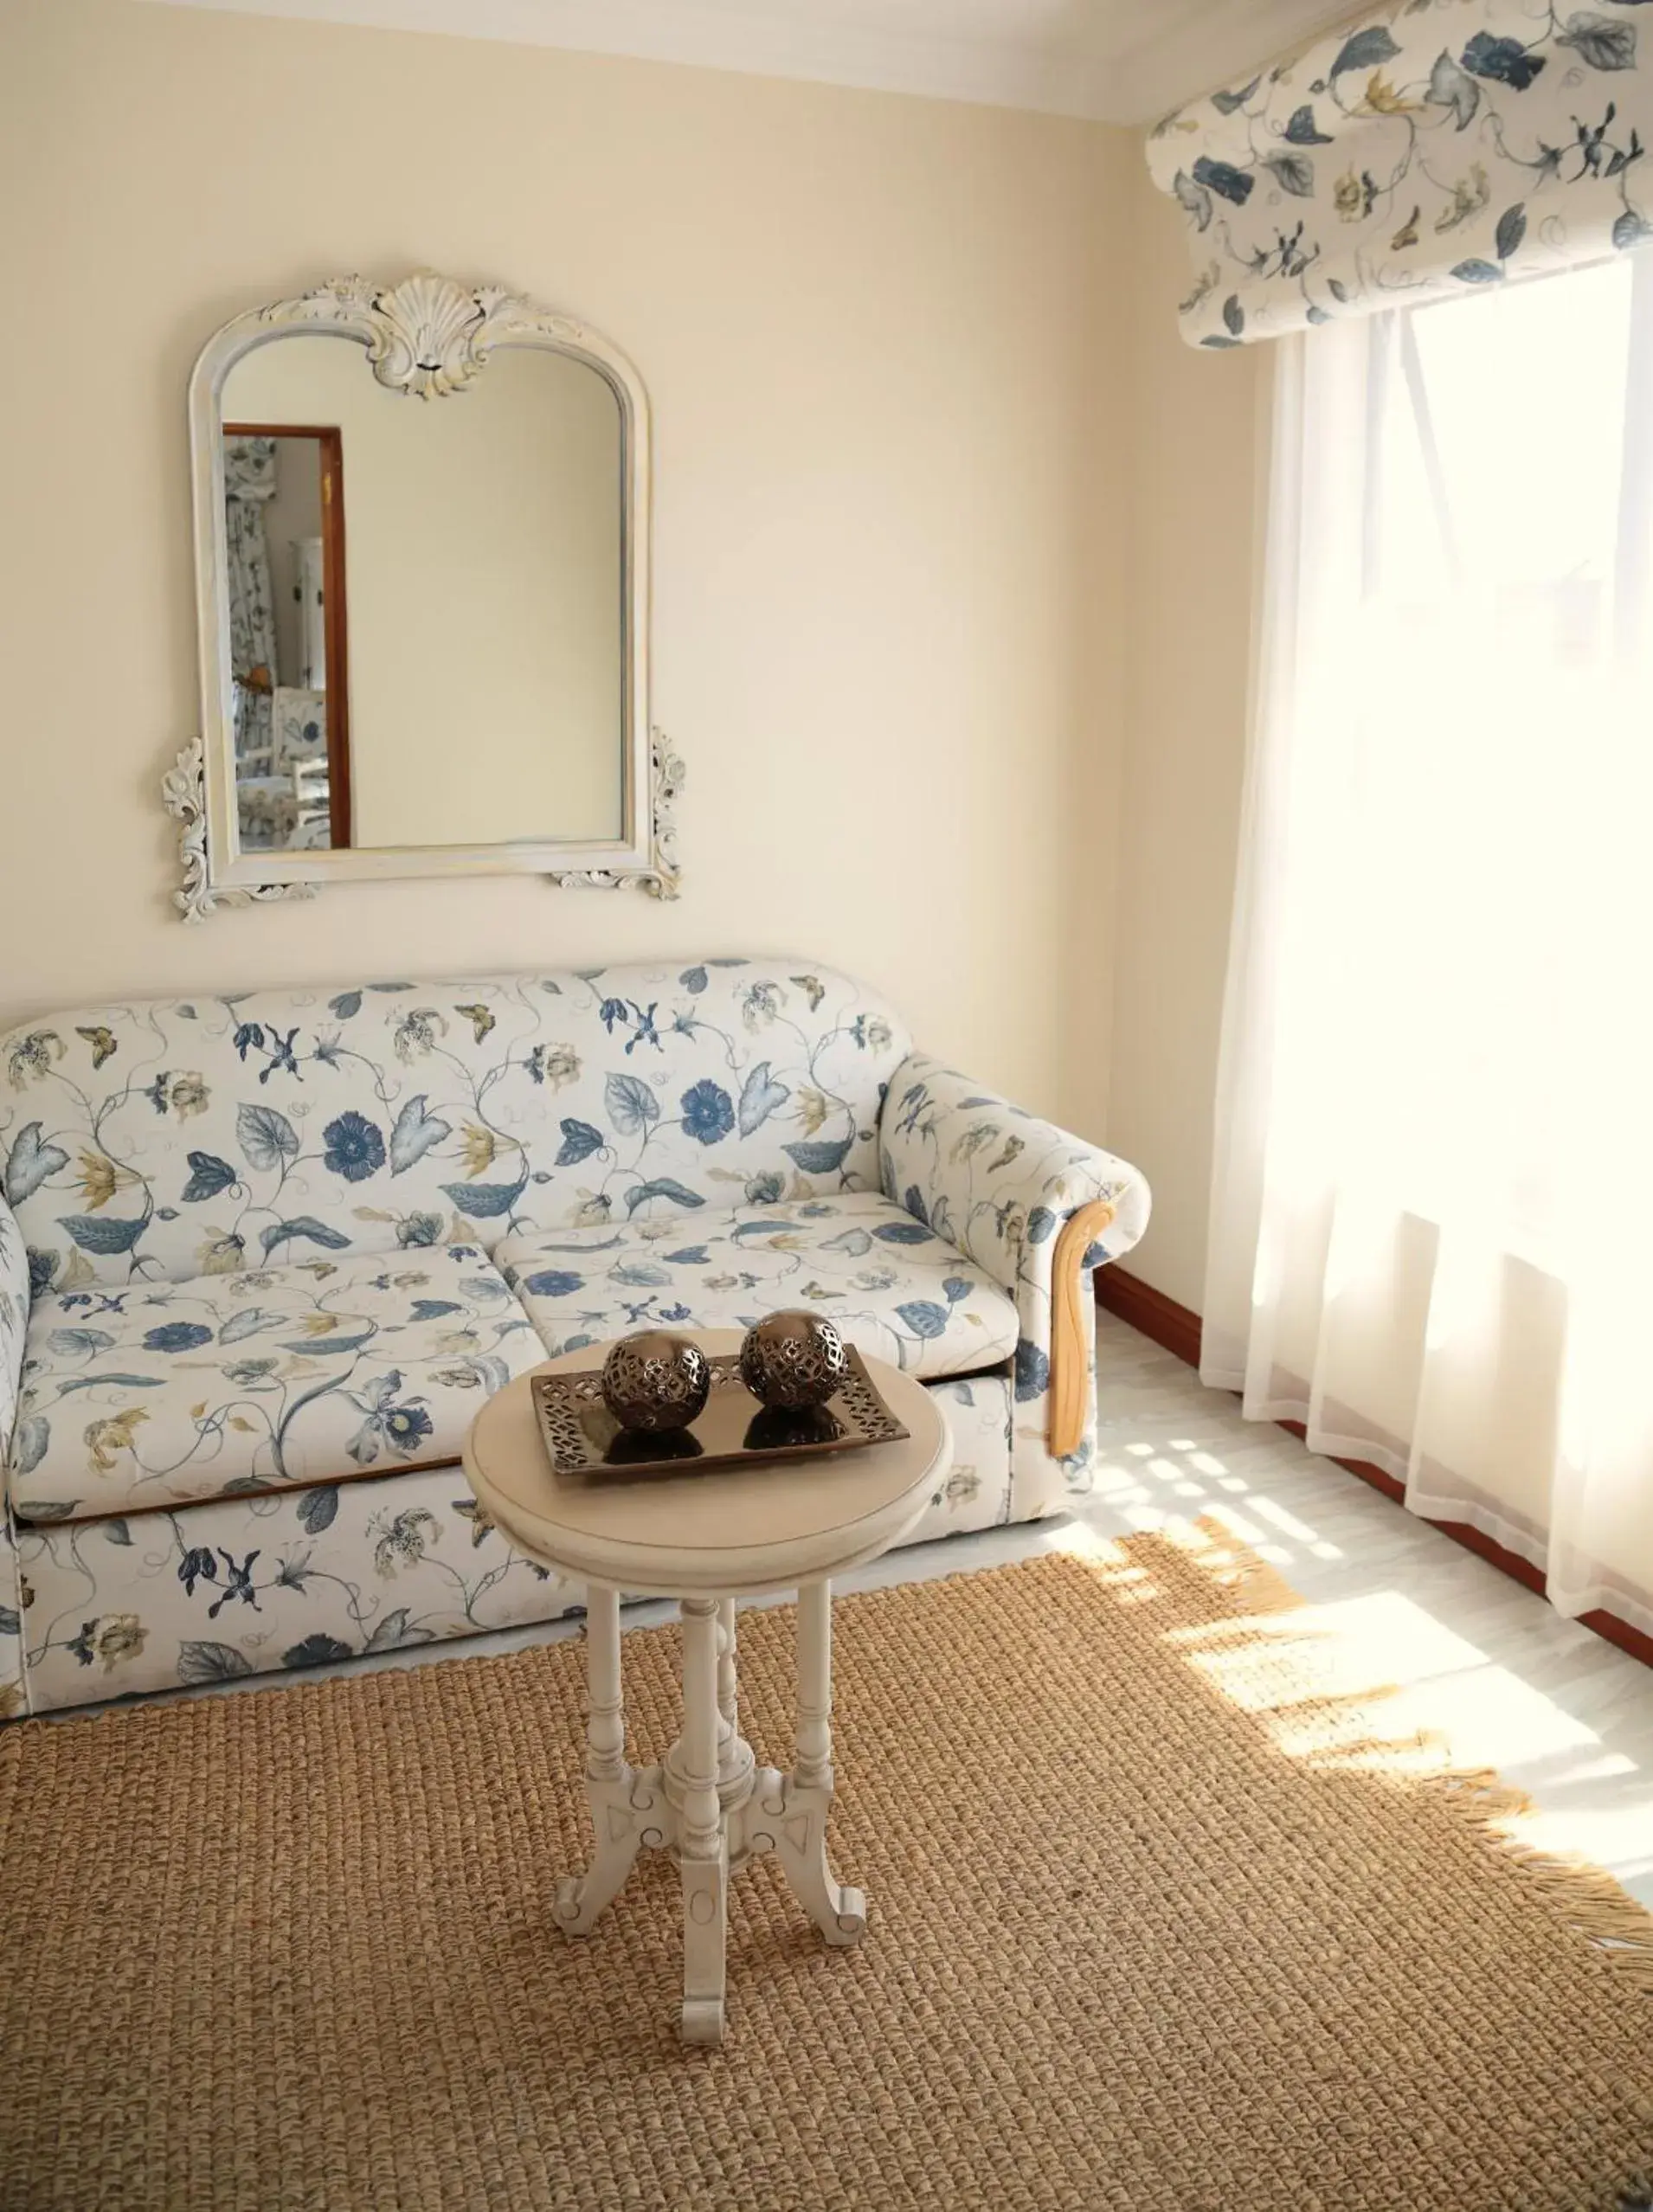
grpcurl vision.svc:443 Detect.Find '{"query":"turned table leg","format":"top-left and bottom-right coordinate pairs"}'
top-left (676, 1595), bottom-right (730, 2045)
top-left (769, 1579), bottom-right (866, 1946)
top-left (554, 1584), bottom-right (655, 1936)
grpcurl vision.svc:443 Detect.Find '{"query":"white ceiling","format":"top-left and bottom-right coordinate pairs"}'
top-left (141, 0), bottom-right (1357, 124)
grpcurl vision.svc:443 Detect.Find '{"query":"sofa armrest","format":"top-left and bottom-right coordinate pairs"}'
top-left (878, 1054), bottom-right (1150, 1458)
top-left (0, 1195), bottom-right (26, 1469)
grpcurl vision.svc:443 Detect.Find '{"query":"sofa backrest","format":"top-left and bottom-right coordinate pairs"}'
top-left (0, 961), bottom-right (910, 1293)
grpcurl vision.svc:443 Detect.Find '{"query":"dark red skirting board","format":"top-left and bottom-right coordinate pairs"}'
top-left (1094, 1266), bottom-right (1653, 1674)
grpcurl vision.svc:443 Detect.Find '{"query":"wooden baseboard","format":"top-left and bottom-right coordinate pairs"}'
top-left (1095, 1266), bottom-right (1653, 1675)
top-left (1092, 1265), bottom-right (1203, 1368)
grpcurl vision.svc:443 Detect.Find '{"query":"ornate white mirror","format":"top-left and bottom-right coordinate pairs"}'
top-left (167, 271), bottom-right (679, 919)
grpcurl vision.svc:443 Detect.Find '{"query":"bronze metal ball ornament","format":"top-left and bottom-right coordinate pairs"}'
top-left (600, 1329), bottom-right (712, 1433)
top-left (738, 1310), bottom-right (850, 1411)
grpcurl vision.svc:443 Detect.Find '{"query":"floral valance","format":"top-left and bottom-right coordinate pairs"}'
top-left (1146, 0), bottom-right (1653, 347)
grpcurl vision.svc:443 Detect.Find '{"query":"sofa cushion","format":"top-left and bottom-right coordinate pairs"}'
top-left (7, 1244), bottom-right (542, 1523)
top-left (496, 1193), bottom-right (1019, 1381)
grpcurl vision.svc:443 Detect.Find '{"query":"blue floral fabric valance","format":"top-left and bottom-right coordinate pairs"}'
top-left (1146, 0), bottom-right (1653, 346)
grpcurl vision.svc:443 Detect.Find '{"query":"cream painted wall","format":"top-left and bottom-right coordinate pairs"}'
top-left (0, 0), bottom-right (1131, 1141)
top-left (1105, 176), bottom-right (1266, 1312)
top-left (224, 337), bottom-right (624, 846)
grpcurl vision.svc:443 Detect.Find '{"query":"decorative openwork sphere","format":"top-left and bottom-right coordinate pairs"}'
top-left (600, 1330), bottom-right (711, 1433)
top-left (738, 1310), bottom-right (849, 1411)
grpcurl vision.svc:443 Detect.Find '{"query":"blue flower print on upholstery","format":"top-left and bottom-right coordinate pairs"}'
top-left (680, 1080), bottom-right (735, 1146)
top-left (143, 1321), bottom-right (215, 1354)
top-left (497, 1191), bottom-right (1019, 1381)
top-left (323, 1110), bottom-right (386, 1183)
top-left (878, 1053), bottom-right (1149, 1517)
top-left (10, 1370), bottom-right (1019, 1713)
top-left (10, 1244), bottom-right (542, 1520)
top-left (0, 964), bottom-right (910, 1291)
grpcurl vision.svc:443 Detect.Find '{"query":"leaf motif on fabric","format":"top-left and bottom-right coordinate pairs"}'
top-left (604, 1072), bottom-right (660, 1138)
top-left (46, 1327), bottom-right (115, 1357)
top-left (1426, 49), bottom-right (1480, 129)
top-left (389, 1094), bottom-right (451, 1176)
top-left (820, 1229), bottom-right (874, 1257)
top-left (282, 1633), bottom-right (354, 1669)
top-left (218, 1305), bottom-right (284, 1344)
top-left (1328, 24), bottom-right (1401, 77)
top-left (4, 1122), bottom-right (68, 1206)
top-left (236, 1103), bottom-right (299, 1174)
top-left (1495, 203), bottom-right (1528, 260)
top-left (1282, 103), bottom-right (1335, 145)
top-left (1172, 170), bottom-right (1214, 232)
top-left (297, 1487), bottom-right (339, 1534)
top-left (10, 1415), bottom-right (48, 1476)
top-left (56, 1212), bottom-right (146, 1256)
top-left (896, 1301), bottom-right (950, 1341)
top-left (181, 1151), bottom-right (238, 1205)
top-left (1262, 153), bottom-right (1315, 197)
top-left (554, 1119), bottom-right (605, 1167)
top-left (1556, 11), bottom-right (1637, 70)
top-left (1191, 155), bottom-right (1255, 205)
top-left (177, 1640), bottom-right (254, 1685)
top-left (438, 1174), bottom-right (527, 1220)
top-left (364, 1608), bottom-right (437, 1653)
top-left (259, 1217), bottom-right (351, 1256)
top-left (737, 1062), bottom-right (789, 1137)
top-left (624, 1180), bottom-right (706, 1215)
top-left (782, 1137), bottom-right (854, 1176)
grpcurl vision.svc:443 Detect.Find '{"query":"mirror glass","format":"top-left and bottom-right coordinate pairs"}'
top-left (218, 333), bottom-right (625, 853)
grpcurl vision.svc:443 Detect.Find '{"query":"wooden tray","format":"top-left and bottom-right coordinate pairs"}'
top-left (531, 1348), bottom-right (910, 1480)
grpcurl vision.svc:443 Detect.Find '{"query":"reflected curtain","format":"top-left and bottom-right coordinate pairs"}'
top-left (1204, 256), bottom-right (1653, 1633)
top-left (223, 435), bottom-right (278, 765)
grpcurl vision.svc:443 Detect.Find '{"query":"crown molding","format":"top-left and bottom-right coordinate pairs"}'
top-left (139, 0), bottom-right (1116, 119)
top-left (138, 0), bottom-right (1360, 125)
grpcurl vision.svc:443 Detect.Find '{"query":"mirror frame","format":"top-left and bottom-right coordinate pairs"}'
top-left (166, 269), bottom-right (678, 921)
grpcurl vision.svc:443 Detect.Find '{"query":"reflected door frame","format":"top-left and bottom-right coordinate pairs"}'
top-left (224, 421), bottom-right (352, 849)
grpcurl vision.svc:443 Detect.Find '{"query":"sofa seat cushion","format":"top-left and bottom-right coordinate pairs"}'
top-left (8, 1243), bottom-right (542, 1523)
top-left (496, 1192), bottom-right (1019, 1381)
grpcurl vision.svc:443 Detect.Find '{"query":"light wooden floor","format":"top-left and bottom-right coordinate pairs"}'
top-left (52, 1313), bottom-right (1653, 1909)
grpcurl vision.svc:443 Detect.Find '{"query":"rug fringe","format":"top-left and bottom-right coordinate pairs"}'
top-left (1425, 1765), bottom-right (1653, 1992)
top-left (1174, 1518), bottom-right (1653, 2004)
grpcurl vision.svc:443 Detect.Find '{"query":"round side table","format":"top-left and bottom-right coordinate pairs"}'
top-left (461, 1330), bottom-right (949, 2047)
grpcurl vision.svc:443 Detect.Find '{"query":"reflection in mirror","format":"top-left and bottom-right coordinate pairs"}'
top-left (222, 428), bottom-right (348, 852)
top-left (219, 335), bottom-right (624, 854)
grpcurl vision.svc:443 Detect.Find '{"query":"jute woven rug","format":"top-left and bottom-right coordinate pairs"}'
top-left (2, 1529), bottom-right (1650, 2212)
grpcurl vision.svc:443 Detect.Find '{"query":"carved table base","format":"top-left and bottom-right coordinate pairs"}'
top-left (556, 1583), bottom-right (864, 2046)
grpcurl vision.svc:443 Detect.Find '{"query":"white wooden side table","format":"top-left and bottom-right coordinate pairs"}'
top-left (461, 1330), bottom-right (949, 2046)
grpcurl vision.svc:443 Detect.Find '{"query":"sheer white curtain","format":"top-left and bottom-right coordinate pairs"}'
top-left (1204, 256), bottom-right (1653, 1635)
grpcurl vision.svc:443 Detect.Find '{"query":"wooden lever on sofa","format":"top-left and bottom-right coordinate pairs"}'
top-left (1048, 1199), bottom-right (1116, 1460)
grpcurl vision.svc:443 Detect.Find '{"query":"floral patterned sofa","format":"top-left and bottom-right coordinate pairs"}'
top-left (0, 961), bottom-right (1149, 1717)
